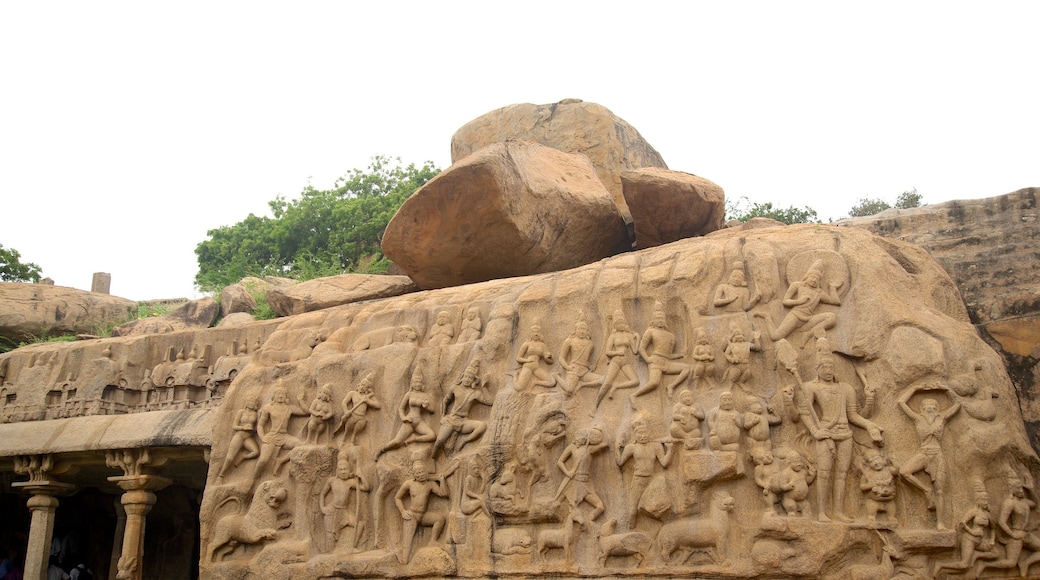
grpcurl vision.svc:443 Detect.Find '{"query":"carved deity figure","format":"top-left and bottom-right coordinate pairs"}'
top-left (394, 461), bottom-right (449, 563)
top-left (555, 426), bottom-right (608, 521)
top-left (775, 452), bottom-right (816, 517)
top-left (709, 391), bottom-right (742, 453)
top-left (977, 476), bottom-right (1040, 577)
top-left (303, 385), bottom-right (336, 445)
top-left (556, 320), bottom-right (603, 396)
top-left (742, 400), bottom-right (781, 455)
top-left (762, 259), bottom-right (842, 342)
top-left (690, 329), bottom-right (716, 390)
top-left (217, 395), bottom-right (260, 480)
top-left (713, 262), bottom-right (759, 313)
top-left (426, 311), bottom-right (455, 347)
top-left (935, 480), bottom-right (998, 574)
top-left (670, 390), bottom-right (705, 450)
top-left (377, 371), bottom-right (435, 459)
top-left (432, 360), bottom-right (493, 457)
top-left (858, 448), bottom-right (898, 523)
top-left (333, 373), bottom-right (381, 446)
top-left (897, 384), bottom-right (960, 530)
top-left (799, 355), bottom-right (883, 522)
top-left (616, 424), bottom-right (674, 528)
top-left (457, 307), bottom-right (483, 343)
top-left (723, 327), bottom-right (760, 387)
top-left (319, 452), bottom-right (369, 550)
top-left (595, 311), bottom-right (640, 407)
top-left (634, 304), bottom-right (690, 402)
top-left (515, 325), bottom-right (556, 391)
top-left (751, 449), bottom-right (781, 516)
top-left (252, 384), bottom-right (310, 479)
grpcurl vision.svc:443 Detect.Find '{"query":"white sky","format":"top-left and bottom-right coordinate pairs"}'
top-left (2, 2), bottom-right (1037, 301)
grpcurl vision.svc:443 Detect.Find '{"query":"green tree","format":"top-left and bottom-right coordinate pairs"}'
top-left (726, 198), bottom-right (820, 225)
top-left (0, 243), bottom-right (43, 282)
top-left (895, 187), bottom-right (922, 209)
top-left (849, 188), bottom-right (923, 217)
top-left (194, 157), bottom-right (439, 292)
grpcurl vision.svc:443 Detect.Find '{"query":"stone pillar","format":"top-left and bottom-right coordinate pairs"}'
top-left (11, 481), bottom-right (74, 580)
top-left (91, 272), bottom-right (111, 294)
top-left (107, 475), bottom-right (170, 580)
top-left (108, 498), bottom-right (127, 580)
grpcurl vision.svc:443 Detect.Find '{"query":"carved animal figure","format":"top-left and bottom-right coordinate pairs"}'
top-left (537, 509), bottom-right (585, 563)
top-left (209, 480), bottom-right (288, 562)
top-left (847, 535), bottom-right (900, 580)
top-left (597, 518), bottom-right (652, 567)
top-left (257, 331), bottom-right (320, 364)
top-left (491, 528), bottom-right (533, 556)
top-left (656, 491), bottom-right (735, 565)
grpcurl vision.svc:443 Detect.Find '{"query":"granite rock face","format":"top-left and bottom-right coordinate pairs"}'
top-left (113, 297), bottom-right (220, 337)
top-left (621, 167), bottom-right (726, 248)
top-left (0, 282), bottom-right (135, 342)
top-left (265, 273), bottom-right (418, 316)
top-left (839, 188), bottom-right (1040, 449)
top-left (383, 140), bottom-right (630, 289)
top-left (451, 99), bottom-right (668, 224)
top-left (192, 224), bottom-right (1031, 580)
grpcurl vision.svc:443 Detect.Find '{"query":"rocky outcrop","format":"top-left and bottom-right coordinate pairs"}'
top-left (0, 282), bottom-right (135, 342)
top-left (383, 141), bottom-right (630, 289)
top-left (113, 297), bottom-right (220, 337)
top-left (264, 273), bottom-right (418, 316)
top-left (219, 283), bottom-right (257, 316)
top-left (839, 188), bottom-right (1040, 448)
top-left (451, 99), bottom-right (668, 224)
top-left (620, 167), bottom-right (725, 248)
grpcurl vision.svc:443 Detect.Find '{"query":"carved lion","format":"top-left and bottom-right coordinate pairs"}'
top-left (209, 480), bottom-right (288, 562)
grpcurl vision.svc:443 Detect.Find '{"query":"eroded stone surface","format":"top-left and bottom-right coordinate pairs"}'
top-left (113, 297), bottom-right (220, 337)
top-left (621, 167), bottom-right (725, 248)
top-left (450, 99), bottom-right (668, 224)
top-left (0, 282), bottom-right (136, 342)
top-left (189, 224), bottom-right (1035, 579)
top-left (265, 273), bottom-right (418, 317)
top-left (383, 140), bottom-right (630, 289)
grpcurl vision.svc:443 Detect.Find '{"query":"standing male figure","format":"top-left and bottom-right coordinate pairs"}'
top-left (633, 304), bottom-right (690, 402)
top-left (897, 383), bottom-right (960, 530)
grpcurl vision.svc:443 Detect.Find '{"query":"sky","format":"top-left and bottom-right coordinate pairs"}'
top-left (2, 2), bottom-right (1038, 301)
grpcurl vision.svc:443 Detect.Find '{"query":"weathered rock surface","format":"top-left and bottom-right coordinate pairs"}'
top-left (451, 99), bottom-right (668, 223)
top-left (264, 273), bottom-right (418, 316)
top-left (0, 282), bottom-right (135, 342)
top-left (219, 283), bottom-right (257, 316)
top-left (840, 187), bottom-right (1040, 449)
top-left (383, 140), bottom-right (630, 289)
top-left (621, 167), bottom-right (725, 248)
top-left (112, 297), bottom-right (220, 337)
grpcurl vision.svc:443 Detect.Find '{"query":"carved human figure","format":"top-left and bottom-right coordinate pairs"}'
top-left (319, 452), bottom-right (369, 550)
top-left (515, 325), bottom-right (556, 391)
top-left (751, 449), bottom-right (781, 516)
top-left (555, 426), bottom-right (608, 521)
top-left (723, 327), bottom-right (761, 387)
top-left (252, 384), bottom-right (309, 479)
top-left (426, 311), bottom-right (455, 347)
top-left (713, 262), bottom-right (759, 313)
top-left (935, 481), bottom-right (998, 574)
top-left (775, 452), bottom-right (816, 517)
top-left (377, 371), bottom-right (436, 459)
top-left (670, 390), bottom-right (705, 450)
top-left (302, 385), bottom-right (336, 445)
top-left (595, 311), bottom-right (640, 407)
top-left (897, 384), bottom-right (960, 530)
top-left (799, 355), bottom-right (884, 522)
top-left (432, 360), bottom-right (493, 457)
top-left (461, 459), bottom-right (488, 517)
top-left (709, 391), bottom-right (742, 453)
top-left (977, 477), bottom-right (1040, 577)
top-left (217, 395), bottom-right (261, 480)
top-left (333, 373), bottom-right (381, 446)
top-left (616, 424), bottom-right (674, 528)
top-left (556, 320), bottom-right (603, 396)
top-left (742, 400), bottom-right (781, 455)
top-left (457, 307), bottom-right (483, 343)
top-left (634, 304), bottom-right (690, 401)
top-left (858, 448), bottom-right (898, 523)
top-left (394, 461), bottom-right (449, 563)
top-left (690, 329), bottom-right (716, 390)
top-left (762, 259), bottom-right (842, 342)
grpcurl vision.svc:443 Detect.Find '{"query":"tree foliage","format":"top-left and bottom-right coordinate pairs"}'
top-left (726, 198), bottom-right (820, 225)
top-left (194, 156), bottom-right (440, 292)
top-left (0, 243), bottom-right (43, 282)
top-left (848, 188), bottom-right (923, 217)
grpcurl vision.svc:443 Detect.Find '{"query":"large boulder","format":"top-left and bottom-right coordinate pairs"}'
top-left (264, 273), bottom-right (418, 316)
top-left (451, 99), bottom-right (667, 223)
top-left (621, 167), bottom-right (726, 248)
top-left (383, 140), bottom-right (630, 289)
top-left (219, 283), bottom-right (257, 316)
top-left (112, 297), bottom-right (220, 337)
top-left (0, 282), bottom-right (135, 342)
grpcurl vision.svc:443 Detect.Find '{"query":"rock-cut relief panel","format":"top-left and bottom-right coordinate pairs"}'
top-left (199, 227), bottom-right (1038, 580)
